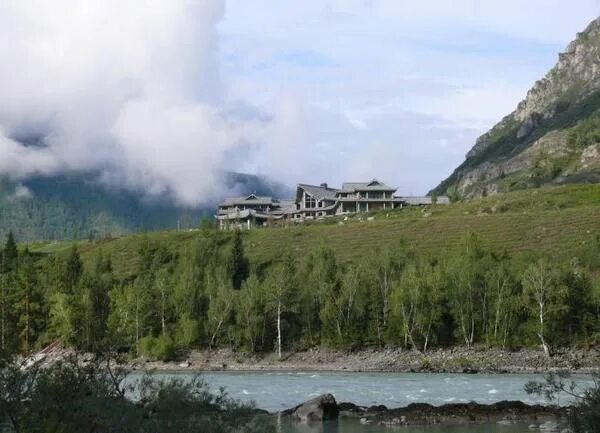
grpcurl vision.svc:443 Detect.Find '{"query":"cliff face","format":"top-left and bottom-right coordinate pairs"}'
top-left (434, 17), bottom-right (600, 197)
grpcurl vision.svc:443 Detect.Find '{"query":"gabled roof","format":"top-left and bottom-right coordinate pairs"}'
top-left (296, 184), bottom-right (339, 201)
top-left (341, 179), bottom-right (396, 192)
top-left (270, 199), bottom-right (297, 215)
top-left (219, 195), bottom-right (273, 207)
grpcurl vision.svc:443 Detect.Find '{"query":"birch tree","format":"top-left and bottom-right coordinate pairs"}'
top-left (235, 274), bottom-right (266, 352)
top-left (266, 255), bottom-right (297, 359)
top-left (391, 260), bottom-right (442, 352)
top-left (368, 245), bottom-right (406, 345)
top-left (522, 259), bottom-right (565, 357)
top-left (207, 271), bottom-right (236, 349)
top-left (447, 234), bottom-right (486, 350)
top-left (485, 262), bottom-right (517, 348)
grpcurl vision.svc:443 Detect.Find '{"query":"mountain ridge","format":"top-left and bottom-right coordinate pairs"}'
top-left (433, 17), bottom-right (600, 197)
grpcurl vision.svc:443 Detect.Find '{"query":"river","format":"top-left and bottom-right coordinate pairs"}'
top-left (127, 371), bottom-right (591, 432)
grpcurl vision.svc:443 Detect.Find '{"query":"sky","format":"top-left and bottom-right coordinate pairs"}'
top-left (0, 1), bottom-right (599, 203)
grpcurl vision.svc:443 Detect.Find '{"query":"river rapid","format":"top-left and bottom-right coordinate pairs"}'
top-left (126, 371), bottom-right (592, 433)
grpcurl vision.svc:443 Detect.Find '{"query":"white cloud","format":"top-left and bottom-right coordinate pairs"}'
top-left (0, 0), bottom-right (262, 205)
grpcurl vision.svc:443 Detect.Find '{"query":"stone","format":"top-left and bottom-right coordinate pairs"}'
top-left (281, 393), bottom-right (339, 423)
top-left (517, 113), bottom-right (542, 140)
top-left (539, 420), bottom-right (559, 432)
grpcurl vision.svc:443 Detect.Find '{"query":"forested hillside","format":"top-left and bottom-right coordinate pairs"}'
top-left (0, 172), bottom-right (291, 242)
top-left (2, 184), bottom-right (598, 360)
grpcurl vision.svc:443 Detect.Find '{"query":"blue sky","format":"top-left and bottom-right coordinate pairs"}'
top-left (218, 0), bottom-right (600, 194)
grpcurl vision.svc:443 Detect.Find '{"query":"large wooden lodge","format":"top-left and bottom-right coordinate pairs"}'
top-left (216, 179), bottom-right (448, 230)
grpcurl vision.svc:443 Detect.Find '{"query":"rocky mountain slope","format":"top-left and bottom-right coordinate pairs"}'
top-left (433, 17), bottom-right (600, 197)
top-left (0, 172), bottom-right (291, 242)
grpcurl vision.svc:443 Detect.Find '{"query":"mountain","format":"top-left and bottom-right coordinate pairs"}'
top-left (433, 17), bottom-right (600, 198)
top-left (0, 172), bottom-right (292, 242)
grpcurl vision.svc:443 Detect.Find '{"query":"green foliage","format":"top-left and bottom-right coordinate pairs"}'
top-left (15, 250), bottom-right (45, 355)
top-left (526, 373), bottom-right (600, 433)
top-left (2, 231), bottom-right (18, 272)
top-left (568, 110), bottom-right (600, 149)
top-left (139, 334), bottom-right (176, 361)
top-left (234, 274), bottom-right (267, 353)
top-left (0, 174), bottom-right (211, 243)
top-left (522, 259), bottom-right (568, 354)
top-left (229, 230), bottom-right (249, 290)
top-left (2, 186), bottom-right (600, 359)
top-left (63, 245), bottom-right (83, 294)
top-left (529, 151), bottom-right (565, 187)
top-left (0, 354), bottom-right (274, 433)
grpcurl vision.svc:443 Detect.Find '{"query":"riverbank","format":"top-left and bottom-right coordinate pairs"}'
top-left (136, 346), bottom-right (600, 374)
top-left (281, 394), bottom-right (571, 431)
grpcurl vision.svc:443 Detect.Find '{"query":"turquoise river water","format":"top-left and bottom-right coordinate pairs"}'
top-left (128, 371), bottom-right (592, 433)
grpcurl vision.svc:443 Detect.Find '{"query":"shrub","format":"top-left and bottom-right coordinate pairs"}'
top-left (526, 372), bottom-right (600, 433)
top-left (0, 354), bottom-right (275, 433)
top-left (139, 334), bottom-right (176, 361)
top-left (176, 314), bottom-right (200, 348)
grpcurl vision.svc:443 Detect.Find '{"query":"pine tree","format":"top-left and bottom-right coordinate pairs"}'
top-left (16, 248), bottom-right (44, 354)
top-left (229, 230), bottom-right (248, 290)
top-left (63, 245), bottom-right (83, 294)
top-left (3, 231), bottom-right (18, 272)
top-left (1, 231), bottom-right (19, 352)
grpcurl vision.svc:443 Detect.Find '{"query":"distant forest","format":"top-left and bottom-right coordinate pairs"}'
top-left (0, 172), bottom-right (291, 242)
top-left (1, 227), bottom-right (599, 360)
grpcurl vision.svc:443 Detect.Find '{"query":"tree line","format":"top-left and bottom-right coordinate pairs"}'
top-left (1, 229), bottom-right (599, 360)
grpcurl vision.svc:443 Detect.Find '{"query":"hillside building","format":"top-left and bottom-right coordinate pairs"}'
top-left (216, 179), bottom-right (448, 229)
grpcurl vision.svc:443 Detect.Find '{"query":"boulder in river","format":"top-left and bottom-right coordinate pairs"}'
top-left (280, 394), bottom-right (339, 422)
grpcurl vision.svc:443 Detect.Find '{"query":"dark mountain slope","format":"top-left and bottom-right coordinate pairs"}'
top-left (0, 172), bottom-right (291, 242)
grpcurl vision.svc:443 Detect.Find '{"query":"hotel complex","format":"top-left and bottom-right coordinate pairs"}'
top-left (216, 179), bottom-right (448, 230)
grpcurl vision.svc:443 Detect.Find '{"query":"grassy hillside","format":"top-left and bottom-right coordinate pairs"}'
top-left (28, 184), bottom-right (600, 279)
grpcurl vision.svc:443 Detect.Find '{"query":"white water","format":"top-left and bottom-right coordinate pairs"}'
top-left (132, 371), bottom-right (591, 412)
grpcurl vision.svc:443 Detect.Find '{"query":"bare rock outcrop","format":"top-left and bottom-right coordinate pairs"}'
top-left (435, 17), bottom-right (600, 198)
top-left (280, 394), bottom-right (339, 423)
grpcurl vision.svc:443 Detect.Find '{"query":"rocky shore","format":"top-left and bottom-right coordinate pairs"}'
top-left (280, 394), bottom-right (571, 431)
top-left (139, 346), bottom-right (600, 374)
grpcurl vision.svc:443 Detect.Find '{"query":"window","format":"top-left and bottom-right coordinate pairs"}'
top-left (305, 194), bottom-right (316, 208)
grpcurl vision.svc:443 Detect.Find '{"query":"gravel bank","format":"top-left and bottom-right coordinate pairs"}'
top-left (136, 346), bottom-right (600, 374)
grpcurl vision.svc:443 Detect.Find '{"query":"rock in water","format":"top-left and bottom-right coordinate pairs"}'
top-left (282, 394), bottom-right (339, 422)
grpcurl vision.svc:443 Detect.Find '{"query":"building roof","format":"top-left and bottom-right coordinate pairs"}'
top-left (269, 199), bottom-right (297, 215)
top-left (296, 184), bottom-right (339, 201)
top-left (218, 194), bottom-right (273, 207)
top-left (340, 179), bottom-right (396, 192)
top-left (216, 208), bottom-right (285, 220)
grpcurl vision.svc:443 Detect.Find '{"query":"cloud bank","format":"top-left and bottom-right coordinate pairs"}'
top-left (0, 0), bottom-right (260, 205)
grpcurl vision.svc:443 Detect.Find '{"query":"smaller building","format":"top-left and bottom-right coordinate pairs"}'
top-left (216, 194), bottom-right (294, 230)
top-left (337, 180), bottom-right (401, 214)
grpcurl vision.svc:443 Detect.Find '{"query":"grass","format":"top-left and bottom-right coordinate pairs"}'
top-left (29, 184), bottom-right (600, 279)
